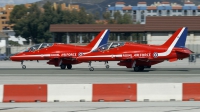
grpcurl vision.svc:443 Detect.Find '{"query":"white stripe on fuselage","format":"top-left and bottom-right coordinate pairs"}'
top-left (158, 28), bottom-right (185, 56)
top-left (13, 54), bottom-right (51, 57)
top-left (80, 54), bottom-right (122, 58)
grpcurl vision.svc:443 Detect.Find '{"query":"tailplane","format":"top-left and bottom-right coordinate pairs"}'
top-left (86, 29), bottom-right (110, 51)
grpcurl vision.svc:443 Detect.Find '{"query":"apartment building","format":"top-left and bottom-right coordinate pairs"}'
top-left (53, 3), bottom-right (80, 11)
top-left (0, 5), bottom-right (14, 30)
top-left (108, 1), bottom-right (200, 24)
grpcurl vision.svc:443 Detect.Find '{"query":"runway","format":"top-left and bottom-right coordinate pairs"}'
top-left (0, 59), bottom-right (199, 84)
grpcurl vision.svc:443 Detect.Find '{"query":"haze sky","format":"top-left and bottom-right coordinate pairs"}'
top-left (0, 0), bottom-right (41, 6)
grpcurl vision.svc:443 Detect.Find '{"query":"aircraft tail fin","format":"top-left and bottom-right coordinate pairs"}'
top-left (157, 27), bottom-right (188, 57)
top-left (86, 29), bottom-right (110, 51)
top-left (161, 27), bottom-right (187, 48)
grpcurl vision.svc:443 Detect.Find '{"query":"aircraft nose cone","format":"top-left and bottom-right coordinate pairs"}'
top-left (9, 55), bottom-right (19, 61)
top-left (9, 55), bottom-right (14, 61)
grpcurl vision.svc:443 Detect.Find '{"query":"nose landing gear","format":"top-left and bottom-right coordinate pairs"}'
top-left (105, 61), bottom-right (109, 69)
top-left (88, 61), bottom-right (94, 71)
top-left (21, 61), bottom-right (26, 69)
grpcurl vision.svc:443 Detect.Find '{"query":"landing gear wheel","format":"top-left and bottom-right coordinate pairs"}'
top-left (106, 65), bottom-right (109, 69)
top-left (22, 65), bottom-right (26, 69)
top-left (89, 67), bottom-right (94, 71)
top-left (139, 66), bottom-right (144, 71)
top-left (60, 64), bottom-right (66, 69)
top-left (147, 66), bottom-right (151, 68)
top-left (67, 64), bottom-right (72, 69)
top-left (134, 66), bottom-right (140, 72)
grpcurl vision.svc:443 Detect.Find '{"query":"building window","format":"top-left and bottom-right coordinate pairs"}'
top-left (198, 9), bottom-right (200, 12)
top-left (5, 21), bottom-right (9, 24)
top-left (128, 10), bottom-right (132, 13)
top-left (147, 10), bottom-right (151, 13)
top-left (1, 17), bottom-right (6, 19)
top-left (184, 10), bottom-right (187, 16)
top-left (141, 11), bottom-right (145, 22)
top-left (133, 15), bottom-right (136, 22)
top-left (3, 27), bottom-right (9, 30)
top-left (158, 10), bottom-right (161, 16)
top-left (178, 10), bottom-right (182, 12)
top-left (2, 11), bottom-right (7, 14)
top-left (2, 21), bottom-right (4, 24)
top-left (153, 10), bottom-right (156, 13)
top-left (133, 10), bottom-right (136, 14)
top-left (193, 10), bottom-right (196, 16)
top-left (167, 10), bottom-right (170, 16)
top-left (173, 10), bottom-right (176, 12)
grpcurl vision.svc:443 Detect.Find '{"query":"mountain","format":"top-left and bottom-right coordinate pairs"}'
top-left (36, 0), bottom-right (200, 13)
top-left (0, 0), bottom-right (41, 6)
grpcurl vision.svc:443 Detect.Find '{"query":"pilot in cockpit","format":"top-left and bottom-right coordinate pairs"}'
top-left (117, 43), bottom-right (120, 46)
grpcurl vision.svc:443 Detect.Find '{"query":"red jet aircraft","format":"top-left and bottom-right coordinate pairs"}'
top-left (10, 29), bottom-right (110, 69)
top-left (77, 27), bottom-right (192, 72)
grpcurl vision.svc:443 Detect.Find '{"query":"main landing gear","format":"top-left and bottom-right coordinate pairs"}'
top-left (60, 64), bottom-right (72, 70)
top-left (133, 66), bottom-right (144, 72)
top-left (88, 61), bottom-right (110, 71)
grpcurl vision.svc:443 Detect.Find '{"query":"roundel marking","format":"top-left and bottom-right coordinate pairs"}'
top-left (78, 52), bottom-right (83, 56)
top-left (153, 52), bottom-right (158, 58)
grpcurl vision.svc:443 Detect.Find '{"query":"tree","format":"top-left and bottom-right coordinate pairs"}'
top-left (114, 11), bottom-right (123, 24)
top-left (123, 13), bottom-right (133, 24)
top-left (94, 11), bottom-right (100, 20)
top-left (9, 5), bottom-right (28, 24)
top-left (11, 2), bottom-right (96, 44)
top-left (13, 4), bottom-right (42, 44)
top-left (9, 40), bottom-right (21, 46)
top-left (103, 12), bottom-right (111, 20)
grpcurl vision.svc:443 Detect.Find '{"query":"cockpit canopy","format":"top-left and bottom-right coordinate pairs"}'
top-left (93, 42), bottom-right (124, 52)
top-left (24, 43), bottom-right (53, 52)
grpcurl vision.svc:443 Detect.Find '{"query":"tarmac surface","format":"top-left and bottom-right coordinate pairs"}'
top-left (0, 59), bottom-right (199, 84)
top-left (0, 59), bottom-right (199, 112)
top-left (0, 102), bottom-right (200, 112)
